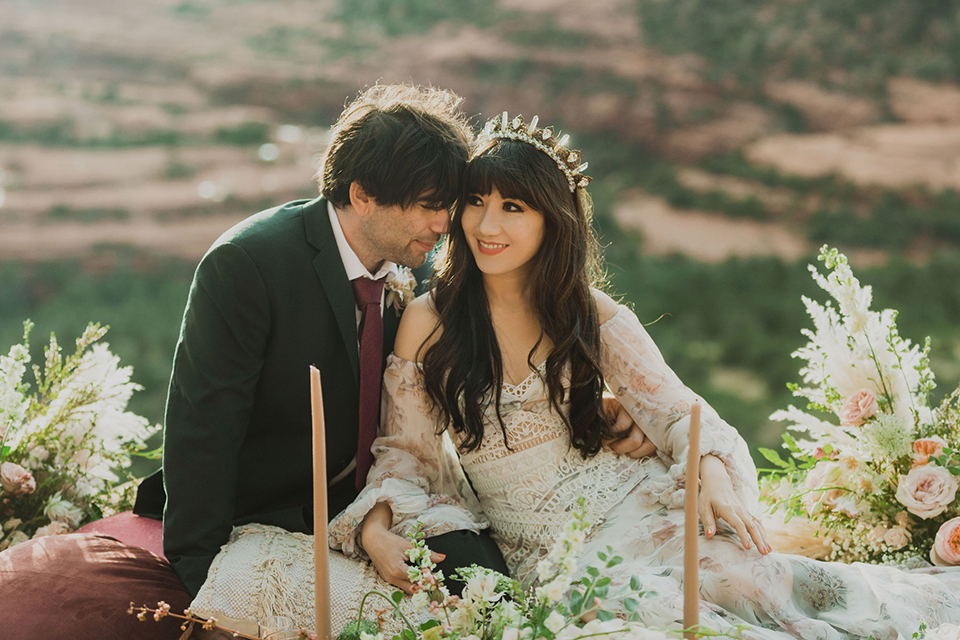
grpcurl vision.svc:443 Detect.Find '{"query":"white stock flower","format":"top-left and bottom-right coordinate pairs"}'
top-left (544, 610), bottom-right (566, 634)
top-left (44, 492), bottom-right (85, 528)
top-left (536, 578), bottom-right (568, 603)
top-left (359, 632), bottom-right (384, 640)
top-left (411, 591), bottom-right (431, 611)
top-left (463, 571), bottom-right (501, 603)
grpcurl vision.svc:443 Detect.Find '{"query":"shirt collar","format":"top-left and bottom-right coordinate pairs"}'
top-left (327, 200), bottom-right (397, 282)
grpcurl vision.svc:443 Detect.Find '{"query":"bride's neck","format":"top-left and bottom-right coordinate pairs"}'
top-left (482, 271), bottom-right (534, 312)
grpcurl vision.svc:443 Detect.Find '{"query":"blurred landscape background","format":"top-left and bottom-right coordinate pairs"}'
top-left (2, 0), bottom-right (960, 477)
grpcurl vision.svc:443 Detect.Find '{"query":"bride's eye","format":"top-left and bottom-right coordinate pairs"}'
top-left (503, 201), bottom-right (524, 213)
top-left (466, 195), bottom-right (483, 207)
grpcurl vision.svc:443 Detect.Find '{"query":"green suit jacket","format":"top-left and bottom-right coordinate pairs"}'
top-left (135, 197), bottom-right (402, 596)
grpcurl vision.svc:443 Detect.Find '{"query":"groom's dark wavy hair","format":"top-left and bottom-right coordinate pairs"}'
top-left (317, 84), bottom-right (472, 210)
top-left (420, 138), bottom-right (614, 455)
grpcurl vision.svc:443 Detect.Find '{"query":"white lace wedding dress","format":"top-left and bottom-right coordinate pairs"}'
top-left (330, 305), bottom-right (960, 639)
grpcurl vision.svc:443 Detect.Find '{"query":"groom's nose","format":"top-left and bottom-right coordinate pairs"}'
top-left (430, 207), bottom-right (450, 235)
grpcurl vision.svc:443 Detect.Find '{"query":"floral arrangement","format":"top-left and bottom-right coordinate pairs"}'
top-left (351, 499), bottom-right (678, 640)
top-left (760, 246), bottom-right (960, 566)
top-left (0, 321), bottom-right (156, 549)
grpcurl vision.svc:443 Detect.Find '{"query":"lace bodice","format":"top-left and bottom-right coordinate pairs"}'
top-left (329, 305), bottom-right (758, 585)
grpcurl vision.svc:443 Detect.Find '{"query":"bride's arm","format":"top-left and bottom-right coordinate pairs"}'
top-left (328, 295), bottom-right (487, 587)
top-left (594, 291), bottom-right (763, 524)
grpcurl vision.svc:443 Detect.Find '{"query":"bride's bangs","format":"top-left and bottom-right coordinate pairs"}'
top-left (464, 140), bottom-right (557, 212)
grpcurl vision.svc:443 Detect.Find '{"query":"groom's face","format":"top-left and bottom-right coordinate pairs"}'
top-left (360, 195), bottom-right (450, 268)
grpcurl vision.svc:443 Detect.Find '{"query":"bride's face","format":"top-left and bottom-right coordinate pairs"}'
top-left (461, 186), bottom-right (545, 280)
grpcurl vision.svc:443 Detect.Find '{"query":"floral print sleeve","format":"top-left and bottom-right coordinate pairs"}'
top-left (600, 306), bottom-right (760, 511)
top-left (328, 354), bottom-right (488, 558)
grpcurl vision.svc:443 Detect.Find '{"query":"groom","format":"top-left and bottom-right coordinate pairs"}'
top-left (135, 84), bottom-right (653, 598)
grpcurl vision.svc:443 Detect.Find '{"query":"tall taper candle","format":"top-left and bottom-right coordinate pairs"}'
top-left (683, 403), bottom-right (701, 640)
top-left (310, 366), bottom-right (331, 639)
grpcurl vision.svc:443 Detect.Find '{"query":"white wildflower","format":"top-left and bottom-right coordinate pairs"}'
top-left (0, 530), bottom-right (29, 551)
top-left (411, 591), bottom-right (431, 612)
top-left (44, 492), bottom-right (85, 528)
top-left (860, 413), bottom-right (913, 461)
top-left (500, 628), bottom-right (519, 640)
top-left (32, 521), bottom-right (71, 538)
top-left (3, 517), bottom-right (22, 531)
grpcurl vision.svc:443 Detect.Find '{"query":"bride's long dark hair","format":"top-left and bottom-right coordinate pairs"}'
top-left (419, 137), bottom-right (613, 455)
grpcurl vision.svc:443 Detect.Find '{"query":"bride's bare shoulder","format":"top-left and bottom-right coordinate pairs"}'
top-left (395, 293), bottom-right (443, 362)
top-left (591, 288), bottom-right (621, 325)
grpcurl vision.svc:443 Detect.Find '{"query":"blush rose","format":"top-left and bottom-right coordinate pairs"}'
top-left (839, 389), bottom-right (879, 427)
top-left (895, 465), bottom-right (959, 519)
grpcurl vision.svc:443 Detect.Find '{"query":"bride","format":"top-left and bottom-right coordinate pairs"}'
top-left (330, 113), bottom-right (960, 638)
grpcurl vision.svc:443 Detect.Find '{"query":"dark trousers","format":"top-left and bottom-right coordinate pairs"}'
top-left (425, 529), bottom-right (509, 596)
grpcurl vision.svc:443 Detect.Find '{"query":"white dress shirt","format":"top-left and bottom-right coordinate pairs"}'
top-left (326, 200), bottom-right (398, 329)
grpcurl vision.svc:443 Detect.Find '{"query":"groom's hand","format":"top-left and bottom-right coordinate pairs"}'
top-left (601, 395), bottom-right (656, 458)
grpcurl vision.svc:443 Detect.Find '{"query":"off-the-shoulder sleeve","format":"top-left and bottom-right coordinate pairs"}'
top-left (328, 355), bottom-right (487, 557)
top-left (601, 306), bottom-right (760, 511)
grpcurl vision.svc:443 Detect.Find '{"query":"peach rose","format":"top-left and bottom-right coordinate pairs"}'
top-left (931, 517), bottom-right (960, 566)
top-left (839, 389), bottom-right (878, 427)
top-left (883, 526), bottom-right (910, 549)
top-left (0, 461), bottom-right (36, 496)
top-left (895, 466), bottom-right (959, 519)
top-left (913, 435), bottom-right (948, 467)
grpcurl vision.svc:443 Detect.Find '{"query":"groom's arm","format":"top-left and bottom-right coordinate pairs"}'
top-left (602, 394), bottom-right (657, 458)
top-left (162, 241), bottom-right (270, 596)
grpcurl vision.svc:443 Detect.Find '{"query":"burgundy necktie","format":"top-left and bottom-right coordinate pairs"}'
top-left (352, 276), bottom-right (385, 490)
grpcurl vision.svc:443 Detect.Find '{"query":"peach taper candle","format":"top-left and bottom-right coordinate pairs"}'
top-left (310, 365), bottom-right (330, 639)
top-left (683, 403), bottom-right (701, 639)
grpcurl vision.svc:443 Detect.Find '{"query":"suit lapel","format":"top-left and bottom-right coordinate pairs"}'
top-left (304, 198), bottom-right (360, 384)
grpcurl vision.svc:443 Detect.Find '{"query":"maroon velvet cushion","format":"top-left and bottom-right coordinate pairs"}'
top-left (0, 533), bottom-right (192, 640)
top-left (78, 511), bottom-right (166, 560)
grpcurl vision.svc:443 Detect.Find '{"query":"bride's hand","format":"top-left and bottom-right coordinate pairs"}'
top-left (360, 503), bottom-right (445, 593)
top-left (697, 454), bottom-right (772, 555)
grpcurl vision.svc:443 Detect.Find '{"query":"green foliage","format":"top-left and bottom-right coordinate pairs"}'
top-left (162, 160), bottom-right (197, 180)
top-left (332, 0), bottom-right (499, 37)
top-left (214, 121), bottom-right (271, 146)
top-left (636, 0), bottom-right (960, 87)
top-left (45, 205), bottom-right (130, 223)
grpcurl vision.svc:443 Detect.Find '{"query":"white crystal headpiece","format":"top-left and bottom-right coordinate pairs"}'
top-left (474, 112), bottom-right (592, 193)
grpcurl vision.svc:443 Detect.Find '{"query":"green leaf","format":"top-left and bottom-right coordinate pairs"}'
top-left (569, 590), bottom-right (584, 615)
top-left (629, 575), bottom-right (641, 591)
top-left (596, 551), bottom-right (607, 561)
top-left (419, 620), bottom-right (441, 631)
top-left (585, 566), bottom-right (600, 577)
top-left (1, 445), bottom-right (9, 458)
top-left (623, 597), bottom-right (640, 612)
top-left (596, 609), bottom-right (615, 622)
top-left (608, 556), bottom-right (622, 567)
top-left (391, 591), bottom-right (404, 604)
top-left (595, 577), bottom-right (611, 588)
top-left (758, 447), bottom-right (791, 469)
